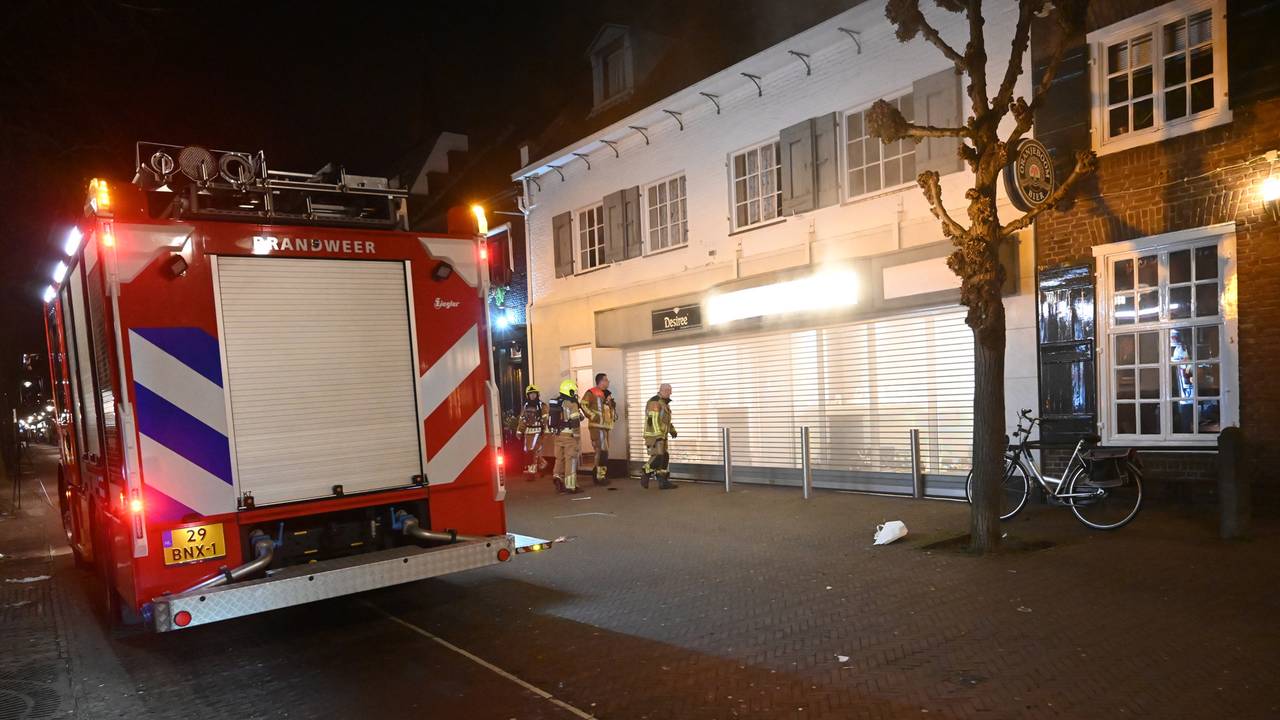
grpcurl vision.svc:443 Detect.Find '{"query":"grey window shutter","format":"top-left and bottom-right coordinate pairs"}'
top-left (1034, 42), bottom-right (1090, 181)
top-left (913, 69), bottom-right (964, 175)
top-left (779, 118), bottom-right (815, 214)
top-left (622, 185), bottom-right (642, 259)
top-left (603, 190), bottom-right (625, 263)
top-left (552, 211), bottom-right (573, 278)
top-left (812, 112), bottom-right (840, 209)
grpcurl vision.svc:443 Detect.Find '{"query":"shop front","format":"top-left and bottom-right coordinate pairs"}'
top-left (590, 239), bottom-right (1025, 499)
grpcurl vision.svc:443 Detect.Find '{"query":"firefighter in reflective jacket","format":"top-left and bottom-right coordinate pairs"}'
top-left (548, 378), bottom-right (584, 494)
top-left (641, 383), bottom-right (678, 489)
top-left (580, 373), bottom-right (617, 486)
top-left (515, 385), bottom-right (549, 479)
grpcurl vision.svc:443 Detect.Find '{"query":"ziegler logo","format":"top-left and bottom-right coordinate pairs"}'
top-left (434, 298), bottom-right (461, 309)
top-left (252, 235), bottom-right (377, 255)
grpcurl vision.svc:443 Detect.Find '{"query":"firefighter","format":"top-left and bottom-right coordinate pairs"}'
top-left (580, 372), bottom-right (617, 486)
top-left (515, 384), bottom-right (549, 479)
top-left (548, 378), bottom-right (584, 494)
top-left (641, 383), bottom-right (678, 490)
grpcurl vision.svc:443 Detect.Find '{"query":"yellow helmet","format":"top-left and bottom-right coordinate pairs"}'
top-left (525, 384), bottom-right (540, 394)
top-left (558, 378), bottom-right (578, 396)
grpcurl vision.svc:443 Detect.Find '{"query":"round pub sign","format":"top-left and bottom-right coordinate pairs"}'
top-left (1003, 138), bottom-right (1055, 213)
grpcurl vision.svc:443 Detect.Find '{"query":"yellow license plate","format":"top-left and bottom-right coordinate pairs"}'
top-left (162, 523), bottom-right (227, 566)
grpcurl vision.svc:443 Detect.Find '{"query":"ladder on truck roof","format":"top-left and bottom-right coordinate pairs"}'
top-left (131, 141), bottom-right (409, 230)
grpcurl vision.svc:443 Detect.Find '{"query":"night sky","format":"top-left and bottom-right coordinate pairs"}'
top-left (0, 0), bottom-right (625, 355)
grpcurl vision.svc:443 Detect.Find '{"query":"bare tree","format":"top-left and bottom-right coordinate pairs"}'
top-left (867, 0), bottom-right (1096, 552)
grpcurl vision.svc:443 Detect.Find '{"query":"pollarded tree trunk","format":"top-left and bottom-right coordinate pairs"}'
top-left (970, 296), bottom-right (1005, 552)
top-left (869, 0), bottom-right (1098, 553)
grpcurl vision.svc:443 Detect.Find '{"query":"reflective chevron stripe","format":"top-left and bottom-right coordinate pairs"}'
top-left (129, 328), bottom-right (236, 518)
top-left (418, 324), bottom-right (486, 486)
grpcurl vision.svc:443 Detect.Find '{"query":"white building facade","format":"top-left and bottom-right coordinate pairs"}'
top-left (514, 1), bottom-right (1038, 497)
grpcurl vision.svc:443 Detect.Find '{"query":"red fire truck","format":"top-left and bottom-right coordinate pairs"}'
top-left (42, 142), bottom-right (540, 632)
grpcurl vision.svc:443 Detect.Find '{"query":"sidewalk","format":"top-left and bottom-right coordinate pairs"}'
top-left (373, 476), bottom-right (1280, 719)
top-left (0, 446), bottom-right (152, 720)
top-left (0, 445), bottom-right (72, 719)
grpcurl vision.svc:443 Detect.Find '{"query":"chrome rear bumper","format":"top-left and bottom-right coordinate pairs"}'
top-left (151, 535), bottom-right (513, 632)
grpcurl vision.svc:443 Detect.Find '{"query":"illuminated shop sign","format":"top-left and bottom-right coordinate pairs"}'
top-left (651, 305), bottom-right (702, 335)
top-left (705, 267), bottom-right (858, 326)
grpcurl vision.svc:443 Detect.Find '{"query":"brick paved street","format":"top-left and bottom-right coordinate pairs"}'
top-left (3, 445), bottom-right (1278, 719)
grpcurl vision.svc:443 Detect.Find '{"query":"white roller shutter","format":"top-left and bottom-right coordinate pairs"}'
top-left (626, 306), bottom-right (974, 497)
top-left (216, 256), bottom-right (422, 506)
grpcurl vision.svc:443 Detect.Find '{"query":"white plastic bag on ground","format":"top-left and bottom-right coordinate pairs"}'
top-left (872, 521), bottom-right (908, 545)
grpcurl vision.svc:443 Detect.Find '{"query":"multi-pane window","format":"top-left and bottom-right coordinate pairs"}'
top-left (577, 204), bottom-right (605, 272)
top-left (1161, 9), bottom-right (1215, 122)
top-left (1105, 238), bottom-right (1226, 440)
top-left (1104, 32), bottom-right (1155, 138)
top-left (730, 141), bottom-right (781, 230)
top-left (645, 175), bottom-right (687, 252)
top-left (1094, 1), bottom-right (1225, 149)
top-left (846, 94), bottom-right (915, 197)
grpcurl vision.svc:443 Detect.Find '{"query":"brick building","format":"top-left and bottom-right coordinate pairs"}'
top-left (1032, 0), bottom-right (1280, 497)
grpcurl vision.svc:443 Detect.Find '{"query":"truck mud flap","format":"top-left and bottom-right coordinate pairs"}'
top-left (151, 535), bottom-right (514, 632)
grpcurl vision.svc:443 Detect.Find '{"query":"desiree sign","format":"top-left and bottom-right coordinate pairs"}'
top-left (651, 305), bottom-right (702, 335)
top-left (1003, 138), bottom-right (1056, 213)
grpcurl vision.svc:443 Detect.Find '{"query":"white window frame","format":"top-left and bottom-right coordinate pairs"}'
top-left (642, 172), bottom-right (688, 255)
top-left (841, 90), bottom-right (916, 202)
top-left (1093, 222), bottom-right (1238, 446)
top-left (574, 202), bottom-right (607, 274)
top-left (1088, 0), bottom-right (1230, 156)
top-left (590, 29), bottom-right (634, 113)
top-left (728, 139), bottom-right (783, 232)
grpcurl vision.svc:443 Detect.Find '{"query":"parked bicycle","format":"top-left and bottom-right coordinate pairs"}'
top-left (965, 409), bottom-right (1143, 530)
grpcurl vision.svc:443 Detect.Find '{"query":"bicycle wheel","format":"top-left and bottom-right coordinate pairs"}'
top-left (1065, 461), bottom-right (1143, 530)
top-left (965, 457), bottom-right (1030, 521)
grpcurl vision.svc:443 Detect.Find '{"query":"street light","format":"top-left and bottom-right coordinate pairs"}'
top-left (1262, 175), bottom-right (1280, 220)
top-left (22, 381), bottom-right (32, 388)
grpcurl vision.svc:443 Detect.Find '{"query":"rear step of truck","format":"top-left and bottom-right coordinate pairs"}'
top-left (151, 535), bottom-right (516, 632)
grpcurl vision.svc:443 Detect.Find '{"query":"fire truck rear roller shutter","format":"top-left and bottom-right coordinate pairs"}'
top-left (216, 257), bottom-right (423, 507)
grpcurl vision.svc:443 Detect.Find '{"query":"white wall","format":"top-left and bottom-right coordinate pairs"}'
top-left (522, 0), bottom-right (1041, 439)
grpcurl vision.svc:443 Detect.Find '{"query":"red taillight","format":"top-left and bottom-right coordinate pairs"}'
top-left (129, 498), bottom-right (143, 514)
top-left (496, 452), bottom-right (504, 467)
top-left (101, 221), bottom-right (115, 248)
top-left (496, 548), bottom-right (511, 562)
top-left (174, 610), bottom-right (192, 627)
top-left (479, 244), bottom-right (489, 261)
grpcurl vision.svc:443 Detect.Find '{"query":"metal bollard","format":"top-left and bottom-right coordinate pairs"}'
top-left (722, 427), bottom-right (733, 492)
top-left (909, 428), bottom-right (923, 499)
top-left (801, 426), bottom-right (813, 499)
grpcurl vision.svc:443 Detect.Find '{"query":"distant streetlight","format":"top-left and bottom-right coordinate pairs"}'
top-left (23, 381), bottom-right (32, 388)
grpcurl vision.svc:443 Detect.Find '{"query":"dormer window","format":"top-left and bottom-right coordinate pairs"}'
top-left (601, 37), bottom-right (627, 101)
top-left (588, 24), bottom-right (634, 112)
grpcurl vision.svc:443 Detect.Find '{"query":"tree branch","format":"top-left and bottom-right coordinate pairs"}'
top-left (917, 170), bottom-right (967, 239)
top-left (1000, 150), bottom-right (1097, 235)
top-left (992, 1), bottom-right (1040, 118)
top-left (886, 0), bottom-right (967, 69)
top-left (866, 99), bottom-right (971, 144)
top-left (964, 0), bottom-right (990, 116)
